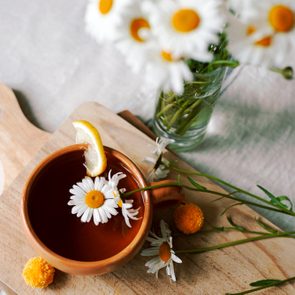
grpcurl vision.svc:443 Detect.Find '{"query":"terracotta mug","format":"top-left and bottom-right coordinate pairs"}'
top-left (22, 144), bottom-right (182, 275)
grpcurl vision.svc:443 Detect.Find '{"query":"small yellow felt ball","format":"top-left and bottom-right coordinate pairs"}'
top-left (22, 257), bottom-right (55, 288)
top-left (174, 203), bottom-right (204, 234)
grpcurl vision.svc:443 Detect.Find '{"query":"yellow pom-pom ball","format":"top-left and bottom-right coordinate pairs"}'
top-left (174, 203), bottom-right (204, 234)
top-left (22, 257), bottom-right (55, 288)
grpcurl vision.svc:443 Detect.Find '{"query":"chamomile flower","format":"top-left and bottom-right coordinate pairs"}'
top-left (121, 199), bottom-right (140, 228)
top-left (228, 0), bottom-right (295, 67)
top-left (108, 170), bottom-right (140, 228)
top-left (141, 220), bottom-right (182, 282)
top-left (227, 15), bottom-right (283, 67)
top-left (144, 137), bottom-right (173, 181)
top-left (143, 0), bottom-right (226, 61)
top-left (248, 0), bottom-right (295, 50)
top-left (115, 1), bottom-right (155, 73)
top-left (85, 0), bottom-right (130, 43)
top-left (68, 175), bottom-right (120, 225)
top-left (144, 47), bottom-right (193, 94)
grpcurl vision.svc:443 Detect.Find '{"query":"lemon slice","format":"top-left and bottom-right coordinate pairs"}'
top-left (73, 120), bottom-right (107, 177)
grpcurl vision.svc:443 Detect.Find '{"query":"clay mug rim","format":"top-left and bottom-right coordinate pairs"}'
top-left (21, 144), bottom-right (152, 275)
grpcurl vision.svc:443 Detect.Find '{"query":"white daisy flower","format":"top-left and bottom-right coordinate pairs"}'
top-left (144, 46), bottom-right (193, 94)
top-left (248, 0), bottom-right (295, 51)
top-left (108, 170), bottom-right (140, 228)
top-left (68, 175), bottom-right (122, 225)
top-left (143, 0), bottom-right (226, 62)
top-left (141, 220), bottom-right (182, 282)
top-left (144, 137), bottom-right (173, 182)
top-left (227, 15), bottom-right (283, 67)
top-left (121, 199), bottom-right (140, 228)
top-left (85, 0), bottom-right (130, 43)
top-left (115, 1), bottom-right (156, 73)
top-left (227, 0), bottom-right (295, 67)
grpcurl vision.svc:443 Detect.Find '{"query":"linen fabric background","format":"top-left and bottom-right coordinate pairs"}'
top-left (0, 0), bottom-right (295, 230)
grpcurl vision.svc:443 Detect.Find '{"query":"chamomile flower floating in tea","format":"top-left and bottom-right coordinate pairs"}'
top-left (143, 0), bottom-right (226, 62)
top-left (68, 176), bottom-right (119, 225)
top-left (144, 137), bottom-right (173, 181)
top-left (141, 220), bottom-right (182, 282)
top-left (68, 172), bottom-right (140, 227)
top-left (85, 0), bottom-right (130, 43)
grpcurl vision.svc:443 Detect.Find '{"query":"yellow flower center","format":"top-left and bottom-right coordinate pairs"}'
top-left (118, 199), bottom-right (123, 208)
top-left (85, 190), bottom-right (105, 208)
top-left (171, 9), bottom-right (200, 33)
top-left (98, 0), bottom-right (113, 15)
top-left (161, 51), bottom-right (174, 62)
top-left (269, 5), bottom-right (294, 32)
top-left (246, 25), bottom-right (273, 47)
top-left (130, 18), bottom-right (150, 42)
top-left (159, 242), bottom-right (171, 263)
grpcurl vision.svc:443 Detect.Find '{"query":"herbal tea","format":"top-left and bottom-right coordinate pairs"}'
top-left (28, 149), bottom-right (144, 261)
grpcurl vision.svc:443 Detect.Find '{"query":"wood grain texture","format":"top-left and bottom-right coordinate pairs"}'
top-left (0, 84), bottom-right (50, 194)
top-left (0, 102), bottom-right (294, 294)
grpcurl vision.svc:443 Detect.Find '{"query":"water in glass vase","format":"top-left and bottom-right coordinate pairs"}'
top-left (153, 67), bottom-right (228, 152)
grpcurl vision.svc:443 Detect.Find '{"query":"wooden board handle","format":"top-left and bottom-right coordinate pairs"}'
top-left (0, 84), bottom-right (50, 195)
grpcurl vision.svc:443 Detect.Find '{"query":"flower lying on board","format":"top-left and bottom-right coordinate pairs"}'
top-left (144, 137), bottom-right (173, 182)
top-left (22, 257), bottom-right (55, 289)
top-left (68, 171), bottom-right (139, 227)
top-left (141, 220), bottom-right (182, 282)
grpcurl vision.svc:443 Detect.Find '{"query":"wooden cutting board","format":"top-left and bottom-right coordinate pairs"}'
top-left (0, 86), bottom-right (295, 295)
top-left (0, 84), bottom-right (50, 194)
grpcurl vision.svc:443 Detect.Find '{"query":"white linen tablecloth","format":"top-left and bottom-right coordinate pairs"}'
top-left (0, 0), bottom-right (295, 231)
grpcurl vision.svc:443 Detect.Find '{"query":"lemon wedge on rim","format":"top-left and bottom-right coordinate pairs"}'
top-left (73, 120), bottom-right (107, 177)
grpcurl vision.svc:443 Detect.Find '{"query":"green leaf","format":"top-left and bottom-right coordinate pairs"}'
top-left (257, 185), bottom-right (293, 210)
top-left (187, 177), bottom-right (206, 191)
top-left (250, 279), bottom-right (281, 287)
top-left (277, 195), bottom-right (293, 210)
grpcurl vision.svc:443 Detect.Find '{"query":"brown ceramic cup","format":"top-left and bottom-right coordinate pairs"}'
top-left (22, 144), bottom-right (181, 275)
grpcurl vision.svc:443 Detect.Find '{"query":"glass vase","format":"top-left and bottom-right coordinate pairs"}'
top-left (152, 66), bottom-right (231, 152)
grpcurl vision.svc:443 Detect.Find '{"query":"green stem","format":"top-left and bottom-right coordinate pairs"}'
top-left (170, 166), bottom-right (295, 217)
top-left (208, 60), bottom-right (239, 68)
top-left (175, 232), bottom-right (295, 254)
top-left (156, 103), bottom-right (176, 118)
top-left (175, 99), bottom-right (203, 135)
top-left (122, 182), bottom-right (295, 216)
top-left (227, 276), bottom-right (295, 295)
top-left (167, 100), bottom-right (191, 129)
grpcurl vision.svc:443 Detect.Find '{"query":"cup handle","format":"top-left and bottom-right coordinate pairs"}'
top-left (150, 179), bottom-right (185, 205)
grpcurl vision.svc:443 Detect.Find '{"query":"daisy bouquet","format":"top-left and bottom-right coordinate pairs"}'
top-left (85, 0), bottom-right (294, 151)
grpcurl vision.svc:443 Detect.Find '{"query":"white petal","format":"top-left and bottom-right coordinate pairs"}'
top-left (93, 209), bottom-right (101, 226)
top-left (99, 207), bottom-right (108, 223)
top-left (81, 208), bottom-right (90, 223)
top-left (172, 254), bottom-right (182, 264)
top-left (77, 205), bottom-right (87, 217)
top-left (87, 208), bottom-right (93, 223)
